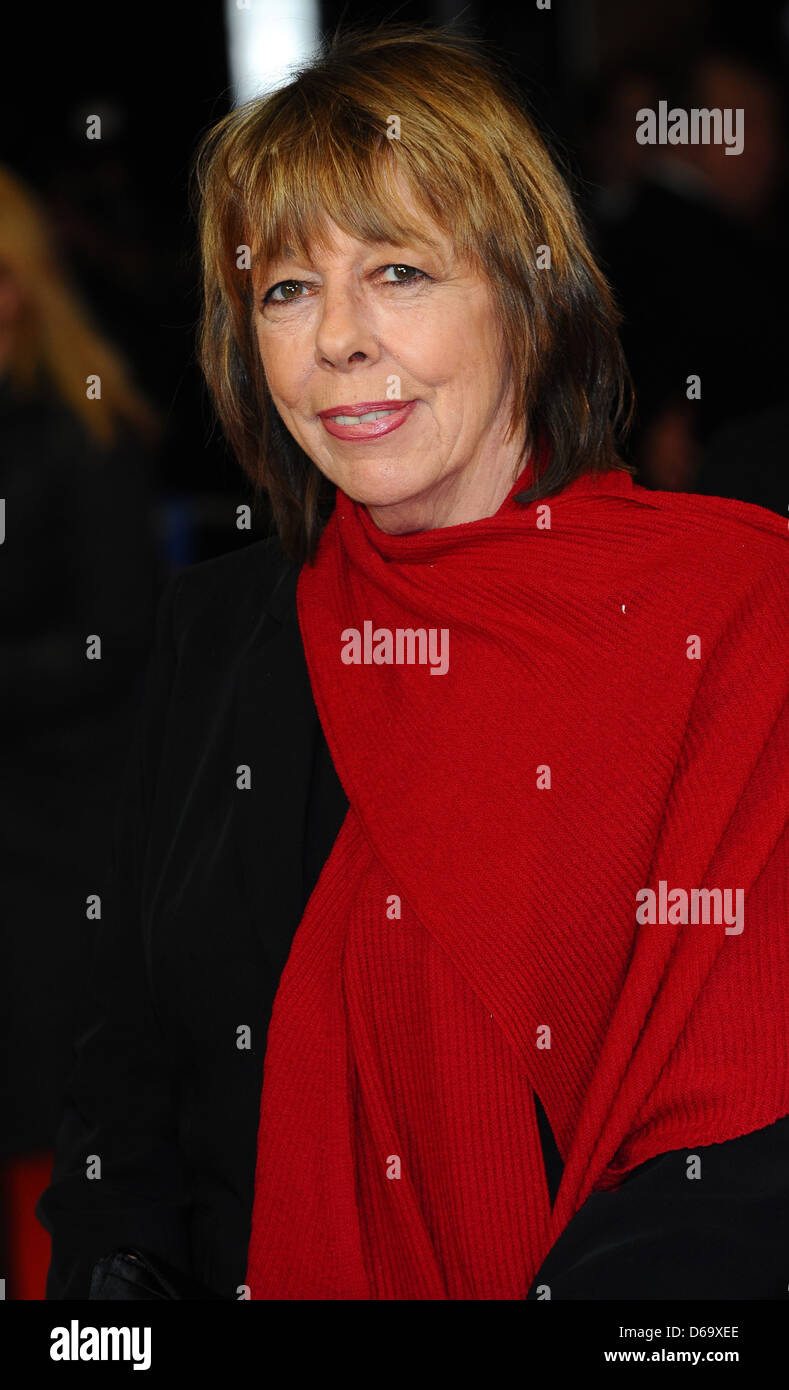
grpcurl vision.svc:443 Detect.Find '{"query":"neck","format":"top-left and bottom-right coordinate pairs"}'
top-left (365, 442), bottom-right (532, 537)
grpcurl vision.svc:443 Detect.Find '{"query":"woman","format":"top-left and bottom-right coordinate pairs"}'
top-left (38, 25), bottom-right (789, 1300)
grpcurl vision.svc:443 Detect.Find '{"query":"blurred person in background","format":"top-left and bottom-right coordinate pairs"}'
top-left (0, 165), bottom-right (162, 1298)
top-left (694, 395), bottom-right (789, 516)
top-left (593, 47), bottom-right (789, 493)
top-left (579, 61), bottom-right (662, 229)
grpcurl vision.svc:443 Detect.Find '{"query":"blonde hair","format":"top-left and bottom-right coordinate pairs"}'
top-left (193, 22), bottom-right (635, 564)
top-left (0, 164), bottom-right (159, 448)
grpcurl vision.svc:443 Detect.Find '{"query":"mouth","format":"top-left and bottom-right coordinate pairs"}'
top-left (318, 399), bottom-right (417, 441)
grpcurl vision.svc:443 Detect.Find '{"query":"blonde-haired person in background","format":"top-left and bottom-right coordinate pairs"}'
top-left (38, 25), bottom-right (789, 1302)
top-left (0, 167), bottom-right (159, 446)
top-left (0, 164), bottom-right (161, 1297)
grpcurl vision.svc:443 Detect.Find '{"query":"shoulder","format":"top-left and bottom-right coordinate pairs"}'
top-left (587, 470), bottom-right (787, 592)
top-left (551, 470), bottom-right (787, 651)
top-left (167, 532), bottom-right (298, 650)
top-left (634, 479), bottom-right (787, 591)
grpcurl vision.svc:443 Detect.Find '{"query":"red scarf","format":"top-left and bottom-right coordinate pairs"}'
top-left (245, 442), bottom-right (789, 1299)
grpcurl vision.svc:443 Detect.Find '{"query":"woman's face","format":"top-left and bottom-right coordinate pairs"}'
top-left (253, 181), bottom-right (526, 534)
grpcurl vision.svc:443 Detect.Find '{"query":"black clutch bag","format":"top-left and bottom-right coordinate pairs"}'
top-left (89, 1247), bottom-right (230, 1300)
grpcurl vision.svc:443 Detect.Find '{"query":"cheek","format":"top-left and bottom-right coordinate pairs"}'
top-left (388, 310), bottom-right (471, 389)
top-left (460, 304), bottom-right (507, 397)
top-left (394, 293), bottom-right (500, 393)
top-left (256, 327), bottom-right (310, 408)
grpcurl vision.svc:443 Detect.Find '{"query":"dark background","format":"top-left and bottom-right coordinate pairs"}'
top-left (1, 0), bottom-right (788, 1300)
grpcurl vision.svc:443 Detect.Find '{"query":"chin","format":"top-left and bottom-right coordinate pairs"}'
top-left (333, 463), bottom-right (429, 510)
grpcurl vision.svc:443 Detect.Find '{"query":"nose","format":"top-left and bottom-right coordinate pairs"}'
top-left (314, 279), bottom-right (380, 371)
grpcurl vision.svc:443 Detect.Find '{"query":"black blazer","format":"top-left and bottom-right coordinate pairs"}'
top-left (37, 533), bottom-right (789, 1299)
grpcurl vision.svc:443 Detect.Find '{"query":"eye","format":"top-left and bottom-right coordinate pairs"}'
top-left (380, 263), bottom-right (428, 286)
top-left (261, 279), bottom-right (310, 306)
top-left (258, 263), bottom-right (429, 310)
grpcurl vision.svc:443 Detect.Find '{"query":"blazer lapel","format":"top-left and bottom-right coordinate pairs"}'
top-left (230, 553), bottom-right (320, 978)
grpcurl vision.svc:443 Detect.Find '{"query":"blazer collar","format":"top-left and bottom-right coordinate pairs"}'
top-left (263, 546), bottom-right (300, 625)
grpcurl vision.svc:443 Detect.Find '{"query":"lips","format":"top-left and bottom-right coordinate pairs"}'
top-left (319, 399), bottom-right (417, 441)
top-left (317, 399), bottom-right (414, 417)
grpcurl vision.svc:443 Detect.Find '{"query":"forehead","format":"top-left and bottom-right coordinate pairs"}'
top-left (249, 166), bottom-right (451, 276)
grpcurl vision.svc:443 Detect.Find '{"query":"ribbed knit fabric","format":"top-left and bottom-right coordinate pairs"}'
top-left (245, 442), bottom-right (789, 1299)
